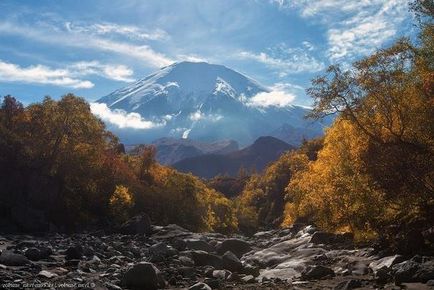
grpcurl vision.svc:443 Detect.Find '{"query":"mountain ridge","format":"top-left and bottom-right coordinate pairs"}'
top-left (173, 136), bottom-right (294, 178)
top-left (97, 61), bottom-right (331, 145)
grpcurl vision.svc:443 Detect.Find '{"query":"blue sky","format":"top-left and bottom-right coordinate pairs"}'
top-left (0, 0), bottom-right (414, 107)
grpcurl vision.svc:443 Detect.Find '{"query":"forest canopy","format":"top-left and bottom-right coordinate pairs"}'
top-left (236, 1), bottom-right (433, 251)
top-left (0, 94), bottom-right (237, 233)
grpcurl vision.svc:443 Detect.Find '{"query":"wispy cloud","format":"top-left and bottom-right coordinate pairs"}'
top-left (0, 59), bottom-right (135, 89)
top-left (238, 44), bottom-right (325, 76)
top-left (326, 1), bottom-right (408, 62)
top-left (247, 83), bottom-right (300, 108)
top-left (90, 102), bottom-right (163, 129)
top-left (0, 21), bottom-right (173, 68)
top-left (176, 54), bottom-right (208, 63)
top-left (65, 22), bottom-right (169, 41)
top-left (68, 61), bottom-right (135, 82)
top-left (275, 0), bottom-right (375, 17)
top-left (272, 0), bottom-right (409, 63)
top-left (189, 110), bottom-right (223, 122)
top-left (0, 60), bottom-right (93, 89)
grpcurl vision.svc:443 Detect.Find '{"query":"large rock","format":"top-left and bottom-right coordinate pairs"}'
top-left (301, 265), bottom-right (335, 280)
top-left (119, 214), bottom-right (152, 235)
top-left (191, 250), bottom-right (223, 269)
top-left (185, 239), bottom-right (215, 253)
top-left (222, 251), bottom-right (242, 272)
top-left (0, 251), bottom-right (30, 266)
top-left (217, 239), bottom-right (251, 258)
top-left (334, 279), bottom-right (362, 290)
top-left (392, 259), bottom-right (434, 283)
top-left (310, 231), bottom-right (353, 245)
top-left (393, 260), bottom-right (420, 283)
top-left (24, 246), bottom-right (52, 261)
top-left (149, 242), bottom-right (177, 262)
top-left (25, 248), bottom-right (42, 261)
top-left (65, 245), bottom-right (83, 260)
top-left (121, 262), bottom-right (165, 290)
top-left (369, 255), bottom-right (404, 273)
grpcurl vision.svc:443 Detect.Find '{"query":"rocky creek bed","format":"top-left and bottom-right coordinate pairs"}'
top-left (0, 219), bottom-right (433, 289)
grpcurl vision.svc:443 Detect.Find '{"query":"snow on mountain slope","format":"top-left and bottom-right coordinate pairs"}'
top-left (95, 61), bottom-right (330, 145)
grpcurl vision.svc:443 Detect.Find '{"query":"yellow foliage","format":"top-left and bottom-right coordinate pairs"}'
top-left (109, 185), bottom-right (134, 223)
top-left (285, 119), bottom-right (386, 235)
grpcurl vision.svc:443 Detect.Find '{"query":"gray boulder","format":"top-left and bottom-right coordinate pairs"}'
top-left (25, 248), bottom-right (42, 261)
top-left (185, 239), bottom-right (215, 253)
top-left (310, 231), bottom-right (353, 245)
top-left (121, 262), bottom-right (165, 290)
top-left (191, 250), bottom-right (223, 269)
top-left (217, 239), bottom-right (251, 258)
top-left (0, 251), bottom-right (30, 266)
top-left (119, 214), bottom-right (152, 235)
top-left (334, 279), bottom-right (362, 290)
top-left (222, 251), bottom-right (242, 272)
top-left (301, 265), bottom-right (335, 280)
top-left (65, 245), bottom-right (83, 260)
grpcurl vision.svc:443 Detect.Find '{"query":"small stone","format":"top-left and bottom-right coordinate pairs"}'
top-left (51, 267), bottom-right (69, 275)
top-left (189, 282), bottom-right (212, 290)
top-left (227, 272), bottom-right (241, 282)
top-left (375, 267), bottom-right (393, 284)
top-left (204, 278), bottom-right (220, 289)
top-left (242, 263), bottom-right (260, 277)
top-left (38, 270), bottom-right (58, 279)
top-left (179, 266), bottom-right (196, 278)
top-left (334, 279), bottom-right (362, 290)
top-left (149, 242), bottom-right (177, 262)
top-left (212, 269), bottom-right (231, 279)
top-left (242, 274), bottom-right (255, 283)
top-left (179, 255), bottom-right (194, 266)
top-left (301, 265), bottom-right (335, 280)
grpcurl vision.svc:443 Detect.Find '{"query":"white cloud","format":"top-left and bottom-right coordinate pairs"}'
top-left (176, 54), bottom-right (208, 63)
top-left (0, 21), bottom-right (173, 68)
top-left (90, 102), bottom-right (163, 129)
top-left (189, 110), bottom-right (223, 122)
top-left (285, 0), bottom-right (375, 17)
top-left (0, 59), bottom-right (135, 88)
top-left (326, 1), bottom-right (408, 62)
top-left (274, 0), bottom-right (409, 63)
top-left (69, 61), bottom-right (135, 82)
top-left (302, 41), bottom-right (314, 51)
top-left (238, 44), bottom-right (325, 75)
top-left (247, 83), bottom-right (298, 108)
top-left (65, 22), bottom-right (169, 41)
top-left (0, 60), bottom-right (93, 89)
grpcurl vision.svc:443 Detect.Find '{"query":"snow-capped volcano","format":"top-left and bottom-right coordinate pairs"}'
top-left (95, 61), bottom-right (330, 145)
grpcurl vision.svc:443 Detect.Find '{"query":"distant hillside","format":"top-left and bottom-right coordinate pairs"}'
top-left (128, 138), bottom-right (239, 165)
top-left (173, 136), bottom-right (294, 178)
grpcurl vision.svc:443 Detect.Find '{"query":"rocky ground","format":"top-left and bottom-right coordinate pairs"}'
top-left (0, 216), bottom-right (433, 289)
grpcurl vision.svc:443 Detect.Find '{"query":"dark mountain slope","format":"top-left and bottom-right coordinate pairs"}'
top-left (173, 136), bottom-right (294, 178)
